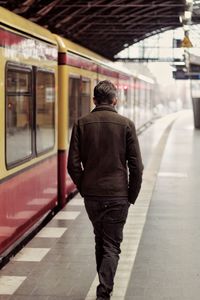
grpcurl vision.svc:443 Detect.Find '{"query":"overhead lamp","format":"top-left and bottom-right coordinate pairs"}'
top-left (173, 61), bottom-right (186, 66)
top-left (184, 10), bottom-right (192, 19)
top-left (183, 24), bottom-right (190, 31)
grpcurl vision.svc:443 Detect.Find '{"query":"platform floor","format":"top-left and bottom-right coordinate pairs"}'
top-left (0, 109), bottom-right (200, 300)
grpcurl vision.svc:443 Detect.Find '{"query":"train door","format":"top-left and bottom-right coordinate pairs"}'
top-left (68, 75), bottom-right (91, 138)
top-left (79, 77), bottom-right (91, 117)
top-left (69, 75), bottom-right (80, 137)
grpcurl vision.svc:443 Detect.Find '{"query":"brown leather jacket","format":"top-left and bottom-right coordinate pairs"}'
top-left (67, 105), bottom-right (143, 204)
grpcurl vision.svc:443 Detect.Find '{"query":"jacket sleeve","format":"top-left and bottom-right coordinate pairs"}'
top-left (67, 122), bottom-right (83, 193)
top-left (126, 121), bottom-right (144, 204)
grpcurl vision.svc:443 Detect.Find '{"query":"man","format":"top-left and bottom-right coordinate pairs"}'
top-left (68, 80), bottom-right (143, 300)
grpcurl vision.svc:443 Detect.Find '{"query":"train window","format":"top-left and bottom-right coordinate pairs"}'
top-left (68, 76), bottom-right (91, 139)
top-left (134, 79), bottom-right (140, 127)
top-left (7, 71), bottom-right (30, 93)
top-left (80, 78), bottom-right (91, 117)
top-left (6, 67), bottom-right (32, 167)
top-left (69, 76), bottom-right (80, 134)
top-left (117, 84), bottom-right (128, 116)
top-left (36, 71), bottom-right (55, 154)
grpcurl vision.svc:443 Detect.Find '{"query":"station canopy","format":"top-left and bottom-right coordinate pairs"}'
top-left (1, 0), bottom-right (200, 60)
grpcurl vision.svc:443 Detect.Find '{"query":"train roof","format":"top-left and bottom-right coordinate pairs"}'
top-left (0, 6), bottom-right (56, 45)
top-left (55, 35), bottom-right (136, 78)
top-left (55, 34), bottom-right (109, 63)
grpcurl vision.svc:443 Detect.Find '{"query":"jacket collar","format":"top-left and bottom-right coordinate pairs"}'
top-left (92, 105), bottom-right (117, 113)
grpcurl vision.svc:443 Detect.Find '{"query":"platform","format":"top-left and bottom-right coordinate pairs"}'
top-left (0, 109), bottom-right (199, 300)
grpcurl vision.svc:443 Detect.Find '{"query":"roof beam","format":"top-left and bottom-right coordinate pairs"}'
top-left (30, 0), bottom-right (60, 18)
top-left (63, 14), bottom-right (183, 18)
top-left (68, 0), bottom-right (123, 33)
top-left (56, 4), bottom-right (185, 8)
top-left (13, 0), bottom-right (36, 13)
top-left (71, 22), bottom-right (180, 26)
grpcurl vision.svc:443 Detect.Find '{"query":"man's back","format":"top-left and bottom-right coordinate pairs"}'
top-left (68, 104), bottom-right (143, 202)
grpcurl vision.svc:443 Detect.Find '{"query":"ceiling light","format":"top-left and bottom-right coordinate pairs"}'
top-left (173, 62), bottom-right (186, 66)
top-left (184, 10), bottom-right (192, 19)
top-left (183, 24), bottom-right (190, 30)
top-left (186, 0), bottom-right (193, 4)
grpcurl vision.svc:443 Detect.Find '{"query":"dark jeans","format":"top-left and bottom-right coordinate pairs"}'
top-left (84, 196), bottom-right (130, 299)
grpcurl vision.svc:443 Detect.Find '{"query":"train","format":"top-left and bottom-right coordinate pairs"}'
top-left (0, 6), bottom-right (155, 259)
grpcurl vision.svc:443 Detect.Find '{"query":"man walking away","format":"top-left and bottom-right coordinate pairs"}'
top-left (68, 80), bottom-right (143, 300)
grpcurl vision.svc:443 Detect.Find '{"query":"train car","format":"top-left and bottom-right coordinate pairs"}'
top-left (0, 6), bottom-right (156, 260)
top-left (0, 7), bottom-right (58, 257)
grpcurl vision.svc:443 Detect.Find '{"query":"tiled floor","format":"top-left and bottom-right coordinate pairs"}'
top-left (126, 111), bottom-right (200, 300)
top-left (0, 276), bottom-right (27, 295)
top-left (36, 227), bottom-right (67, 238)
top-left (53, 211), bottom-right (81, 220)
top-left (68, 198), bottom-right (84, 206)
top-left (1, 110), bottom-right (199, 300)
top-left (13, 248), bottom-right (51, 262)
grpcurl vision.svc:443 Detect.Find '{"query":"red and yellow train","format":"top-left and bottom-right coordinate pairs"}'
top-left (0, 6), bottom-right (155, 259)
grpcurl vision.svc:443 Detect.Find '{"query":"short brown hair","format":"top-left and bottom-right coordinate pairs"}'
top-left (94, 80), bottom-right (117, 105)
